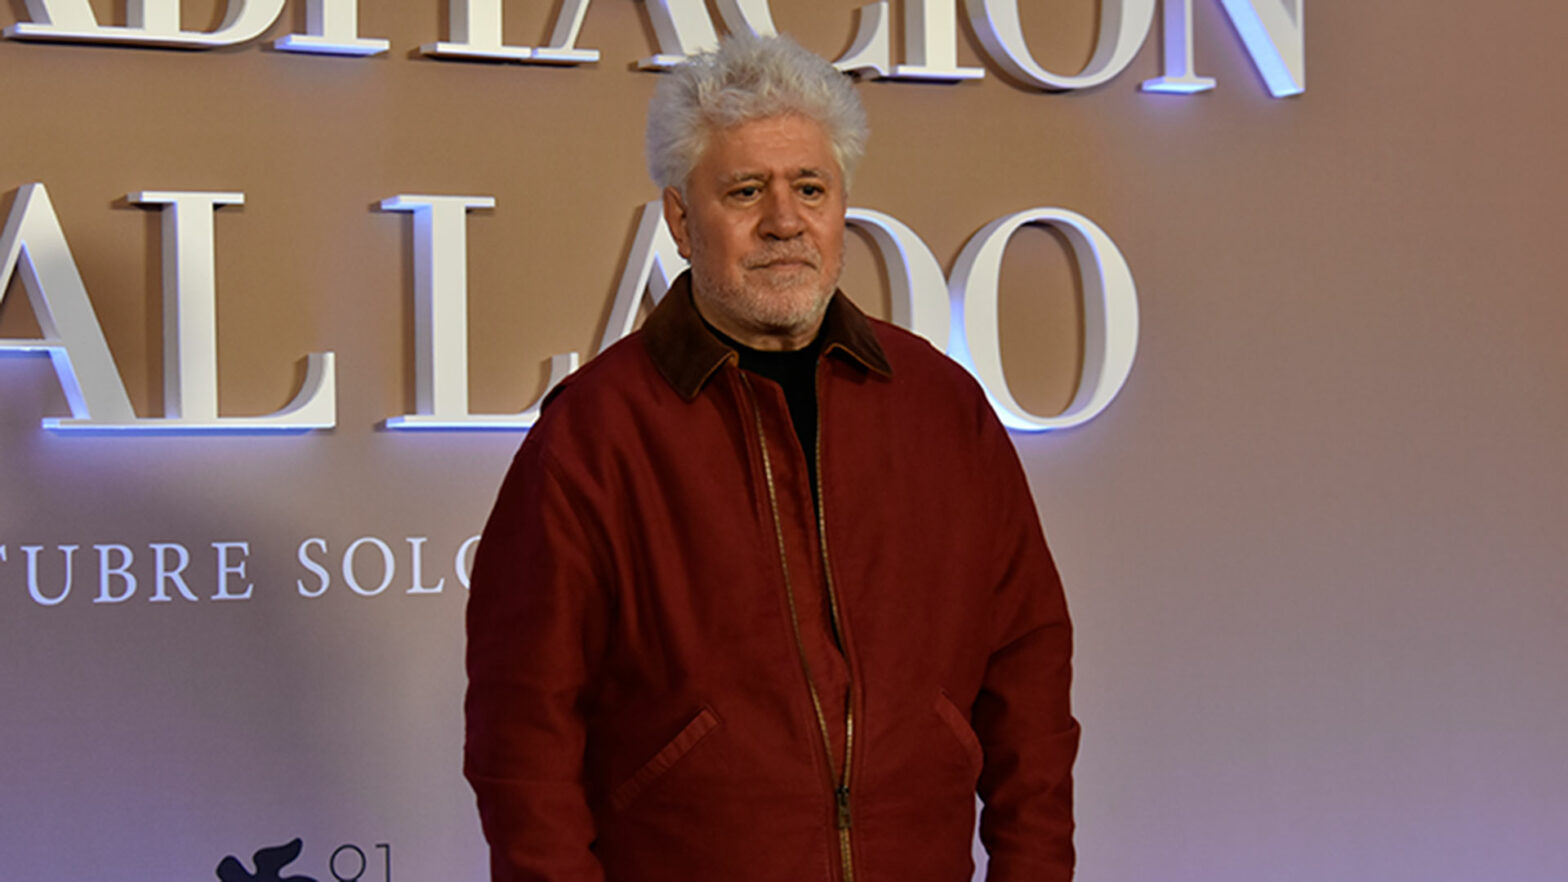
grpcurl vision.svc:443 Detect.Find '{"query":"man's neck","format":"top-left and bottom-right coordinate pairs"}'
top-left (689, 295), bottom-right (826, 351)
top-left (701, 314), bottom-right (824, 364)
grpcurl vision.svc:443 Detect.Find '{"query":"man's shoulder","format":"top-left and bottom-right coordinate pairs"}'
top-left (529, 331), bottom-right (667, 434)
top-left (840, 313), bottom-right (1021, 450)
top-left (861, 315), bottom-right (989, 403)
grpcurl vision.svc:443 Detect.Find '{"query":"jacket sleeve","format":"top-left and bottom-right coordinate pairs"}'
top-left (971, 419), bottom-right (1081, 882)
top-left (465, 439), bottom-right (610, 882)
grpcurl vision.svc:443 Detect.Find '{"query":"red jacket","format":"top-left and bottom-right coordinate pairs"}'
top-left (466, 273), bottom-right (1078, 882)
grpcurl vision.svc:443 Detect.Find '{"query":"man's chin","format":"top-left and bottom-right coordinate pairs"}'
top-left (747, 264), bottom-right (819, 289)
top-left (694, 268), bottom-right (838, 344)
top-left (748, 293), bottom-right (833, 335)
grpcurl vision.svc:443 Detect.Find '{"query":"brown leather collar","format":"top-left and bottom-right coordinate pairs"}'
top-left (642, 271), bottom-right (893, 401)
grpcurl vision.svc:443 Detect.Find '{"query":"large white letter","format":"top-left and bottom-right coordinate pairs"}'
top-left (844, 208), bottom-right (950, 347)
top-left (23, 544), bottom-right (76, 606)
top-left (948, 208), bottom-right (1139, 432)
top-left (633, 0), bottom-right (973, 81)
top-left (1140, 0), bottom-right (1214, 93)
top-left (342, 537), bottom-right (394, 597)
top-left (94, 544), bottom-right (137, 603)
top-left (893, 0), bottom-right (983, 81)
top-left (834, 2), bottom-right (893, 76)
top-left (456, 535), bottom-right (481, 590)
top-left (211, 541), bottom-right (253, 600)
top-left (85, 191), bottom-right (337, 432)
top-left (296, 537), bottom-right (331, 598)
top-left (138, 191), bottom-right (232, 421)
top-left (966, 0), bottom-right (1155, 90)
top-left (1231, 0), bottom-right (1310, 96)
top-left (599, 201), bottom-right (687, 352)
top-left (381, 195), bottom-right (578, 430)
top-left (713, 0), bottom-right (778, 40)
top-left (1142, 0), bottom-right (1304, 96)
top-left (420, 0), bottom-right (599, 63)
top-left (636, 0), bottom-right (721, 69)
top-left (405, 537), bottom-right (445, 594)
top-left (6, 0), bottom-right (287, 48)
top-left (149, 542), bottom-right (197, 602)
top-left (0, 184), bottom-right (139, 427)
top-left (274, 0), bottom-right (389, 56)
top-left (535, 0), bottom-right (600, 63)
top-left (421, 0), bottom-right (535, 61)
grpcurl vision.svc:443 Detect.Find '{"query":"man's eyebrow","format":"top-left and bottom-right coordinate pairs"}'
top-left (717, 167), bottom-right (833, 185)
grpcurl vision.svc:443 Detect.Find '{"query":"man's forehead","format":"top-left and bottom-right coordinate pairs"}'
top-left (717, 165), bottom-right (834, 184)
top-left (698, 115), bottom-right (839, 172)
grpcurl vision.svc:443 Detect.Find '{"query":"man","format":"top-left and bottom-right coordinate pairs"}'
top-left (465, 35), bottom-right (1078, 882)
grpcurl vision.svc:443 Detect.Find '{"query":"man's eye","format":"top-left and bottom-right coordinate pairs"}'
top-left (799, 184), bottom-right (824, 197)
top-left (731, 186), bottom-right (761, 199)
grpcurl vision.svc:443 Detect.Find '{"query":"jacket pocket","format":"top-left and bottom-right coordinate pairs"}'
top-left (609, 707), bottom-right (721, 813)
top-left (933, 691), bottom-right (984, 773)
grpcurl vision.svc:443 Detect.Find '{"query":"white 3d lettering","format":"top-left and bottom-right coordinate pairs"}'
top-left (0, 184), bottom-right (335, 432)
top-left (379, 197), bottom-right (1135, 433)
top-left (378, 196), bottom-right (578, 430)
top-left (6, 0), bottom-right (287, 48)
top-left (294, 535), bottom-right (479, 598)
top-left (3, 1), bottom-right (1305, 96)
top-left (11, 541), bottom-right (253, 603)
top-left (1, 184), bottom-right (1138, 433)
top-left (0, 537), bottom-right (480, 605)
top-left (275, 0), bottom-right (388, 56)
top-left (1142, 0), bottom-right (1304, 96)
top-left (948, 209), bottom-right (1139, 430)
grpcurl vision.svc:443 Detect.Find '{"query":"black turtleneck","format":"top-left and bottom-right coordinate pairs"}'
top-left (705, 321), bottom-right (824, 490)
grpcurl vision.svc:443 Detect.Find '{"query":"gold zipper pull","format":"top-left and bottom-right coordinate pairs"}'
top-left (835, 785), bottom-right (852, 830)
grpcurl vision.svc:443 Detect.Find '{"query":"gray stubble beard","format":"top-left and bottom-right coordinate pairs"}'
top-left (689, 229), bottom-right (845, 346)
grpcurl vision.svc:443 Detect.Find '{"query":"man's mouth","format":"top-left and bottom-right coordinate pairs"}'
top-left (748, 255), bottom-right (818, 271)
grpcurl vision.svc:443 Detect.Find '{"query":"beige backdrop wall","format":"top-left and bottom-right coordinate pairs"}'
top-left (2, 2), bottom-right (1564, 880)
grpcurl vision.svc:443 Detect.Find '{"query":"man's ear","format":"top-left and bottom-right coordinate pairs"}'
top-left (662, 186), bottom-right (693, 259)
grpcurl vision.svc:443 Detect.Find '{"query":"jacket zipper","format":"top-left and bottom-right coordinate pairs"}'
top-left (740, 372), bottom-right (855, 882)
top-left (814, 368), bottom-right (855, 882)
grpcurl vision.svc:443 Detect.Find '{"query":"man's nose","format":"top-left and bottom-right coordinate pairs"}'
top-left (759, 187), bottom-right (805, 239)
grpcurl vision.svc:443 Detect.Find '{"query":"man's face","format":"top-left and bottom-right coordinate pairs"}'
top-left (663, 113), bottom-right (847, 351)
